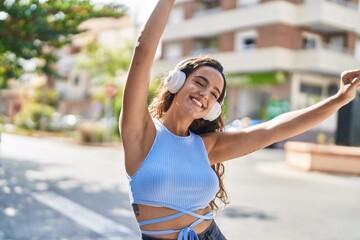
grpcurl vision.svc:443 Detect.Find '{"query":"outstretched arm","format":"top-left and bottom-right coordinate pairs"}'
top-left (120, 0), bottom-right (175, 174)
top-left (205, 69), bottom-right (360, 164)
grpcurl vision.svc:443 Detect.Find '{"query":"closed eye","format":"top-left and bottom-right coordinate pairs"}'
top-left (195, 75), bottom-right (222, 98)
top-left (212, 92), bottom-right (219, 100)
top-left (195, 80), bottom-right (204, 87)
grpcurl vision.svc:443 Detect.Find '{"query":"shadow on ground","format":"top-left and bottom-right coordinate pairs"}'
top-left (0, 157), bottom-right (137, 240)
top-left (221, 206), bottom-right (277, 221)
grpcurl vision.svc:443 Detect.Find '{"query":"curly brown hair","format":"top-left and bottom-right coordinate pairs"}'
top-left (149, 56), bottom-right (229, 211)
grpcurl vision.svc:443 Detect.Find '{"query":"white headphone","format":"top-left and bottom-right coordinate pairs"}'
top-left (164, 58), bottom-right (223, 121)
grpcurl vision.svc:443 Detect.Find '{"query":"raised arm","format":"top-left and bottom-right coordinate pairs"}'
top-left (205, 69), bottom-right (360, 164)
top-left (120, 0), bottom-right (175, 173)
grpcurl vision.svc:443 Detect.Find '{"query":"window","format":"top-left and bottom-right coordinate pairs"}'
top-left (303, 38), bottom-right (317, 49)
top-left (243, 37), bottom-right (256, 49)
top-left (300, 83), bottom-right (322, 96)
top-left (355, 38), bottom-right (360, 60)
top-left (235, 30), bottom-right (257, 51)
top-left (195, 0), bottom-right (220, 10)
top-left (193, 0), bottom-right (221, 17)
top-left (191, 37), bottom-right (219, 55)
top-left (299, 83), bottom-right (323, 107)
top-left (328, 35), bottom-right (345, 53)
top-left (73, 76), bottom-right (80, 86)
top-left (237, 0), bottom-right (259, 8)
top-left (163, 42), bottom-right (182, 59)
top-left (302, 32), bottom-right (321, 49)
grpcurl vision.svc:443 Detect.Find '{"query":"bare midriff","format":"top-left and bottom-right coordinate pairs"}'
top-left (134, 203), bottom-right (213, 239)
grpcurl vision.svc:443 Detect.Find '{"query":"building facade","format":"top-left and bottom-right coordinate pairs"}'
top-left (55, 16), bottom-right (137, 118)
top-left (154, 0), bottom-right (360, 142)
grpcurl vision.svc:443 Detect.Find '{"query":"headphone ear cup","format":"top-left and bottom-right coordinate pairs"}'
top-left (203, 102), bottom-right (222, 121)
top-left (164, 70), bottom-right (186, 94)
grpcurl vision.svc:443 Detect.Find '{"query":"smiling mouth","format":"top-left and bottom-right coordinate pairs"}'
top-left (191, 97), bottom-right (204, 108)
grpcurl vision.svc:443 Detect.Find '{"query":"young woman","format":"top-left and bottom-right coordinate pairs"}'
top-left (120, 1), bottom-right (360, 239)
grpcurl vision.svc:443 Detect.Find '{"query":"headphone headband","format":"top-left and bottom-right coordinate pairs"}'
top-left (175, 57), bottom-right (198, 69)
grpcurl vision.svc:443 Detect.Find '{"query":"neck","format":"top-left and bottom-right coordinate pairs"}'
top-left (160, 114), bottom-right (193, 137)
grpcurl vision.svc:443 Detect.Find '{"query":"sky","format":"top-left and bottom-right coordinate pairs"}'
top-left (94, 0), bottom-right (158, 23)
top-left (122, 0), bottom-right (157, 23)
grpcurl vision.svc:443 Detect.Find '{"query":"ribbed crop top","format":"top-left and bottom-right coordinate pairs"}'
top-left (127, 119), bottom-right (219, 239)
top-left (128, 119), bottom-right (218, 209)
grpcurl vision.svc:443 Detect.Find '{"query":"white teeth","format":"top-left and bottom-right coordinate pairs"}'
top-left (191, 98), bottom-right (203, 108)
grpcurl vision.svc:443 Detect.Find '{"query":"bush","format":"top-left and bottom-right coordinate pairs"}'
top-left (32, 89), bottom-right (60, 107)
top-left (75, 121), bottom-right (105, 144)
top-left (0, 115), bottom-right (6, 124)
top-left (14, 103), bottom-right (55, 130)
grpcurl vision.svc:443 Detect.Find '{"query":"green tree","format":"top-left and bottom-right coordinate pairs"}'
top-left (0, 0), bottom-right (125, 88)
top-left (76, 42), bottom-right (133, 141)
top-left (76, 42), bottom-right (132, 115)
top-left (76, 42), bottom-right (132, 85)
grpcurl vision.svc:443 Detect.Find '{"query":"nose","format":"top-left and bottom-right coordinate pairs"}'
top-left (199, 89), bottom-right (209, 100)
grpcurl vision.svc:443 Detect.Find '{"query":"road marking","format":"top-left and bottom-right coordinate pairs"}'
top-left (32, 191), bottom-right (137, 239)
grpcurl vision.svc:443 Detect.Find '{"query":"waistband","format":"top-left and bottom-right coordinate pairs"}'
top-left (142, 220), bottom-right (225, 240)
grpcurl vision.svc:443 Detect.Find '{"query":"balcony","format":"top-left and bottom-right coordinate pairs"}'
top-left (154, 45), bottom-right (360, 77)
top-left (299, 0), bottom-right (360, 34)
top-left (220, 47), bottom-right (359, 75)
top-left (299, 0), bottom-right (359, 9)
top-left (163, 0), bottom-right (360, 41)
top-left (163, 1), bottom-right (298, 41)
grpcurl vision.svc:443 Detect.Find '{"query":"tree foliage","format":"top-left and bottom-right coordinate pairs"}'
top-left (76, 42), bottom-right (132, 124)
top-left (0, 0), bottom-right (125, 88)
top-left (76, 42), bottom-right (132, 85)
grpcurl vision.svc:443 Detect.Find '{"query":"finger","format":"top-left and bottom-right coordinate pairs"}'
top-left (342, 70), bottom-right (360, 85)
top-left (343, 76), bottom-right (353, 85)
top-left (347, 77), bottom-right (360, 92)
top-left (342, 69), bottom-right (360, 76)
top-left (353, 76), bottom-right (360, 87)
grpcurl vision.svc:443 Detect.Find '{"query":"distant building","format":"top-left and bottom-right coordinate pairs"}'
top-left (154, 0), bottom-right (360, 143)
top-left (55, 15), bottom-right (137, 118)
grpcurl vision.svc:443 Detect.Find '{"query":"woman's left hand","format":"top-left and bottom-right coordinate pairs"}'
top-left (337, 69), bottom-right (360, 105)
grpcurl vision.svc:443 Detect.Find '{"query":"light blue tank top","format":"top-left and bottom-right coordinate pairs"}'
top-left (127, 119), bottom-right (219, 239)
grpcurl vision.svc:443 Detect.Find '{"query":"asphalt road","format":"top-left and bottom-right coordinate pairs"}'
top-left (0, 133), bottom-right (359, 240)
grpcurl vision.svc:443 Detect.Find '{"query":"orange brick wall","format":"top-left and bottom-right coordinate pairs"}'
top-left (184, 2), bottom-right (195, 19)
top-left (182, 39), bottom-right (193, 56)
top-left (346, 32), bottom-right (357, 53)
top-left (219, 32), bottom-right (235, 52)
top-left (221, 0), bottom-right (237, 10)
top-left (257, 24), bottom-right (303, 49)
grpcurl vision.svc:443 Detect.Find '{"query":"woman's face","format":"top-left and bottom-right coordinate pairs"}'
top-left (174, 66), bottom-right (224, 120)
